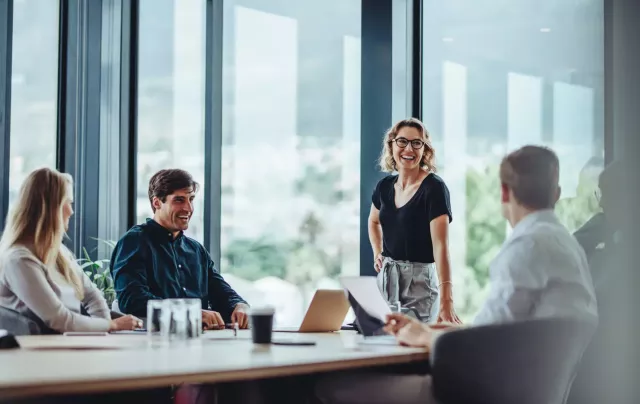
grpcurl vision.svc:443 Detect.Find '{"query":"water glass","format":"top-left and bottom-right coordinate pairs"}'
top-left (184, 298), bottom-right (202, 339)
top-left (147, 299), bottom-right (166, 335)
top-left (147, 299), bottom-right (167, 346)
top-left (166, 299), bottom-right (187, 341)
top-left (146, 298), bottom-right (202, 346)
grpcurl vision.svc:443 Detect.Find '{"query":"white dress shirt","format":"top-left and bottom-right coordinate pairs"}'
top-left (473, 210), bottom-right (598, 325)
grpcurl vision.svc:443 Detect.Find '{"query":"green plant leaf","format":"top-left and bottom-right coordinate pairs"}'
top-left (80, 262), bottom-right (96, 269)
top-left (92, 237), bottom-right (117, 248)
top-left (83, 247), bottom-right (91, 262)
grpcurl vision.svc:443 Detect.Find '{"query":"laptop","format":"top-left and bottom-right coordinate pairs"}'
top-left (340, 276), bottom-right (398, 345)
top-left (273, 289), bottom-right (350, 333)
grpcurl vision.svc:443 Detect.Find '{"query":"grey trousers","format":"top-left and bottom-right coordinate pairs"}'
top-left (315, 373), bottom-right (435, 404)
top-left (377, 256), bottom-right (440, 322)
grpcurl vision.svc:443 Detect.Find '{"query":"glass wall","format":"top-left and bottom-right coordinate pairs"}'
top-left (422, 0), bottom-right (605, 320)
top-left (136, 0), bottom-right (206, 241)
top-left (9, 0), bottom-right (59, 207)
top-left (220, 0), bottom-right (362, 326)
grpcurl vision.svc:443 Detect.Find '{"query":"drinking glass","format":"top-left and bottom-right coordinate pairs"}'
top-left (147, 298), bottom-right (202, 346)
top-left (147, 299), bottom-right (168, 347)
top-left (184, 298), bottom-right (202, 339)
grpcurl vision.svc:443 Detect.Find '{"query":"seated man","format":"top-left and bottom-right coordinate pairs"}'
top-left (110, 169), bottom-right (249, 329)
top-left (316, 145), bottom-right (598, 404)
top-left (574, 160), bottom-right (624, 288)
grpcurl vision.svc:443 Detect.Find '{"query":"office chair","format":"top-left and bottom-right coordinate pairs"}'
top-left (430, 317), bottom-right (597, 404)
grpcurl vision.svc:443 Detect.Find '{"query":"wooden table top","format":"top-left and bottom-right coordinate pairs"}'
top-left (0, 330), bottom-right (428, 399)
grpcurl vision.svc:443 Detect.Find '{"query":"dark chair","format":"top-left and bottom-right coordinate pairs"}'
top-left (430, 317), bottom-right (597, 404)
top-left (0, 306), bottom-right (51, 335)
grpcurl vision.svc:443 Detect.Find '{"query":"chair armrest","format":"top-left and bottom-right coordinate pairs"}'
top-left (0, 307), bottom-right (44, 335)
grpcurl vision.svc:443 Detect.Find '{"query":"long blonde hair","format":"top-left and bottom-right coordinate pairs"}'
top-left (378, 118), bottom-right (437, 173)
top-left (0, 167), bottom-right (84, 299)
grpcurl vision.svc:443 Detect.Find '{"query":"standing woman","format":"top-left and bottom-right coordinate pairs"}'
top-left (369, 118), bottom-right (460, 323)
top-left (0, 167), bottom-right (141, 333)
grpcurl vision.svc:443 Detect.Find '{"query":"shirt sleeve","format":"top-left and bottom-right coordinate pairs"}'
top-left (110, 231), bottom-right (162, 318)
top-left (3, 254), bottom-right (111, 332)
top-left (371, 178), bottom-right (384, 210)
top-left (206, 253), bottom-right (247, 322)
top-left (473, 237), bottom-right (544, 325)
top-left (427, 180), bottom-right (453, 223)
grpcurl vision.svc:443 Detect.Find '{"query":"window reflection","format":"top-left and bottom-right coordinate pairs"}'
top-left (136, 0), bottom-right (206, 242)
top-left (9, 0), bottom-right (59, 207)
top-left (221, 0), bottom-right (362, 326)
top-left (423, 1), bottom-right (605, 320)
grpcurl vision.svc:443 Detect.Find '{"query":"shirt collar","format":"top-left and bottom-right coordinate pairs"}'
top-left (509, 209), bottom-right (558, 239)
top-left (145, 218), bottom-right (183, 242)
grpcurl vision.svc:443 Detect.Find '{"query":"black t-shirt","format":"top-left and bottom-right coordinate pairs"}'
top-left (372, 173), bottom-right (453, 263)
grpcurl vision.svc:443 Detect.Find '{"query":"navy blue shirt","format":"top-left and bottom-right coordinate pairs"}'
top-left (110, 219), bottom-right (247, 320)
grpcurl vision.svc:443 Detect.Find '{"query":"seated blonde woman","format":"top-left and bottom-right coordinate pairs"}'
top-left (0, 167), bottom-right (141, 333)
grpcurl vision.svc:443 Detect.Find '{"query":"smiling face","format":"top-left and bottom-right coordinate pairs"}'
top-left (152, 187), bottom-right (195, 235)
top-left (392, 126), bottom-right (425, 171)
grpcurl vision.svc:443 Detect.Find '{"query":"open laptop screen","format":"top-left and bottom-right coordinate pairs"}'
top-left (346, 292), bottom-right (388, 337)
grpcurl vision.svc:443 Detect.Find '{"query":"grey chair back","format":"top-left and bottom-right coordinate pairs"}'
top-left (0, 306), bottom-right (45, 335)
top-left (430, 317), bottom-right (597, 404)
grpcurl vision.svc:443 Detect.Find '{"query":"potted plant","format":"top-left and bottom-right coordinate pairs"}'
top-left (77, 239), bottom-right (117, 308)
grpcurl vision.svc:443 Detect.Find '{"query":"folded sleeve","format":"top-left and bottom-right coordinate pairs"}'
top-left (371, 177), bottom-right (385, 210)
top-left (206, 255), bottom-right (247, 322)
top-left (473, 238), bottom-right (542, 325)
top-left (426, 180), bottom-right (453, 223)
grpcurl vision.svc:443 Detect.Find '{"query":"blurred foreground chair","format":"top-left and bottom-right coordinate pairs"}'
top-left (430, 317), bottom-right (597, 404)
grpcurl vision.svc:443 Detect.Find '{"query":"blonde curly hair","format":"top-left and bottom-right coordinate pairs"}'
top-left (378, 118), bottom-right (436, 173)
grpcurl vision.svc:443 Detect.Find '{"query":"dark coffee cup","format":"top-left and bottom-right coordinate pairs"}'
top-left (249, 307), bottom-right (275, 344)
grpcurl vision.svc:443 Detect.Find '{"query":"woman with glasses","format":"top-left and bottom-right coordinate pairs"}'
top-left (369, 118), bottom-right (460, 324)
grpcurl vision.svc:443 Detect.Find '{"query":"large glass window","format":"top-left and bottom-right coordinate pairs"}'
top-left (9, 0), bottom-right (59, 206)
top-left (220, 0), bottom-right (362, 326)
top-left (136, 0), bottom-right (206, 241)
top-left (422, 1), bottom-right (605, 320)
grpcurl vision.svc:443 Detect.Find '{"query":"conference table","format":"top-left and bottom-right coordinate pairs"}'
top-left (0, 330), bottom-right (429, 400)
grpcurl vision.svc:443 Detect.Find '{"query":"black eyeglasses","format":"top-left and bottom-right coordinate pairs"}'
top-left (390, 137), bottom-right (425, 149)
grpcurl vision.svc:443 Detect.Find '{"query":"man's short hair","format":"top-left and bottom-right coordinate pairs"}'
top-left (148, 169), bottom-right (200, 212)
top-left (499, 145), bottom-right (560, 210)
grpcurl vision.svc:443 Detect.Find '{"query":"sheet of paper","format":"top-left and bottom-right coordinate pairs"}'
top-left (339, 276), bottom-right (391, 322)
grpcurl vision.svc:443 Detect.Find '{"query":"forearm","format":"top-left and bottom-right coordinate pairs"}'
top-left (209, 295), bottom-right (245, 322)
top-left (208, 270), bottom-right (247, 320)
top-left (429, 324), bottom-right (464, 348)
top-left (116, 285), bottom-right (160, 318)
top-left (83, 289), bottom-right (111, 320)
top-left (81, 274), bottom-right (111, 320)
top-left (368, 221), bottom-right (383, 257)
top-left (434, 245), bottom-right (453, 301)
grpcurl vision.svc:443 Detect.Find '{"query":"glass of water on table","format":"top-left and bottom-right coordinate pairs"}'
top-left (147, 298), bottom-right (202, 346)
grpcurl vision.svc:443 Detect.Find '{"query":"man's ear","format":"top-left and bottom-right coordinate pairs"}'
top-left (555, 186), bottom-right (562, 203)
top-left (500, 183), bottom-right (510, 204)
top-left (152, 196), bottom-right (162, 212)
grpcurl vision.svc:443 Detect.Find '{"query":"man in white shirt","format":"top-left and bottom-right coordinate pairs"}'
top-left (315, 145), bottom-right (598, 404)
